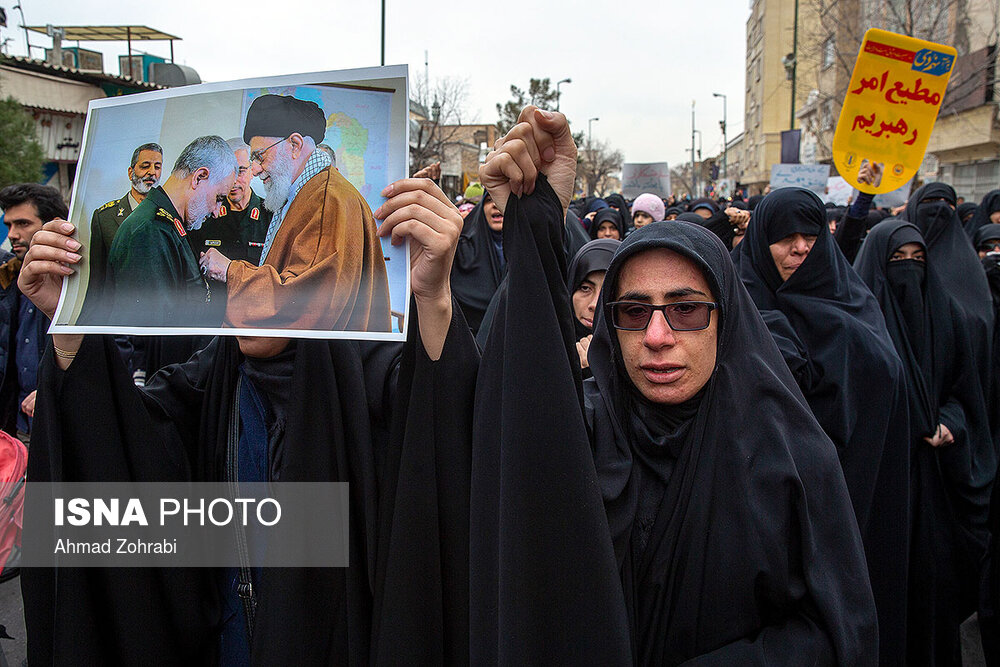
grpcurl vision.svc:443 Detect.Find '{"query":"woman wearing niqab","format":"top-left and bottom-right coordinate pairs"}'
top-left (854, 219), bottom-right (996, 665)
top-left (903, 184), bottom-right (997, 446)
top-left (731, 187), bottom-right (911, 664)
top-left (964, 189), bottom-right (1000, 238)
top-left (471, 154), bottom-right (878, 663)
top-left (903, 184), bottom-right (994, 354)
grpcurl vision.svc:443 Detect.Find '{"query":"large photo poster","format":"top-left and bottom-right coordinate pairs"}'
top-left (51, 66), bottom-right (410, 341)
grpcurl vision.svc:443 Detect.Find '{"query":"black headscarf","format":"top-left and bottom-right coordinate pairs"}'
top-left (567, 238), bottom-right (619, 339)
top-left (853, 222), bottom-right (936, 437)
top-left (966, 189), bottom-right (1000, 237)
top-left (731, 187), bottom-right (911, 664)
top-left (747, 194), bottom-right (764, 210)
top-left (687, 197), bottom-right (719, 217)
top-left (674, 212), bottom-right (704, 224)
top-left (663, 206), bottom-right (683, 219)
top-left (562, 208), bottom-right (590, 265)
top-left (451, 198), bottom-right (505, 334)
top-left (472, 175), bottom-right (876, 663)
top-left (589, 208), bottom-right (625, 241)
top-left (25, 309), bottom-right (480, 664)
top-left (854, 219), bottom-right (997, 662)
top-left (604, 193), bottom-right (632, 235)
top-left (958, 202), bottom-right (979, 226)
top-left (975, 223), bottom-right (1000, 248)
top-left (902, 182), bottom-right (994, 402)
top-left (903, 182), bottom-right (990, 312)
top-left (586, 220), bottom-right (878, 664)
top-left (682, 209), bottom-right (739, 249)
top-left (977, 224), bottom-right (1000, 314)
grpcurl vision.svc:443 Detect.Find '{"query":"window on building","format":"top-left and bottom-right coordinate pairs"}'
top-left (821, 100), bottom-right (835, 130)
top-left (823, 36), bottom-right (836, 68)
top-left (946, 160), bottom-right (1000, 202)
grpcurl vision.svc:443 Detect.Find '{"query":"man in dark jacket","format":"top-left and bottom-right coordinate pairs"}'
top-left (86, 142), bottom-right (163, 307)
top-left (104, 135), bottom-right (236, 328)
top-left (0, 183), bottom-right (67, 444)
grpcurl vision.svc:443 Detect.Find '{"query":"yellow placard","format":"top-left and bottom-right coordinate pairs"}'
top-left (832, 29), bottom-right (956, 194)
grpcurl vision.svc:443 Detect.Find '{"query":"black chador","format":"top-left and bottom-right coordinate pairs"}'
top-left (731, 188), bottom-right (911, 665)
top-left (470, 176), bottom-right (877, 664)
top-left (23, 305), bottom-right (478, 665)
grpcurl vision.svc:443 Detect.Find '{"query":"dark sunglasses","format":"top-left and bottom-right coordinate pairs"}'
top-left (607, 300), bottom-right (717, 332)
top-left (978, 240), bottom-right (1000, 253)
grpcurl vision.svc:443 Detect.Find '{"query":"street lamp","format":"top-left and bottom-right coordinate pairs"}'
top-left (587, 117), bottom-right (600, 196)
top-left (690, 100), bottom-right (696, 199)
top-left (556, 78), bottom-right (572, 112)
top-left (713, 92), bottom-right (727, 181)
top-left (694, 129), bottom-right (703, 195)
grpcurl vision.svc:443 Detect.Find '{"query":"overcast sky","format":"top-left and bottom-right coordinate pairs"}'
top-left (8, 0), bottom-right (751, 167)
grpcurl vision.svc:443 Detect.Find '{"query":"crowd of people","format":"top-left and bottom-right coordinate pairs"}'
top-left (2, 104), bottom-right (1000, 664)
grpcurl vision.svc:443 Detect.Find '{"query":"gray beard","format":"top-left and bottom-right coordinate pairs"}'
top-left (131, 174), bottom-right (157, 195)
top-left (186, 196), bottom-right (211, 231)
top-left (260, 154), bottom-right (296, 214)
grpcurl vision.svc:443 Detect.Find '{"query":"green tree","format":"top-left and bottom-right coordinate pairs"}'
top-left (0, 95), bottom-right (45, 188)
top-left (495, 78), bottom-right (590, 196)
top-left (495, 78), bottom-right (561, 134)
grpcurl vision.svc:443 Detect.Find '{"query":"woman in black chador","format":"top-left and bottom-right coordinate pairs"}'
top-left (470, 108), bottom-right (878, 665)
top-left (855, 219), bottom-right (995, 665)
top-left (731, 187), bottom-right (911, 665)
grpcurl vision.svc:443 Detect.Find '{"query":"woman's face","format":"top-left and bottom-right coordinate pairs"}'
top-left (978, 238), bottom-right (1000, 259)
top-left (769, 233), bottom-right (817, 281)
top-left (633, 211), bottom-right (654, 228)
top-left (890, 242), bottom-right (926, 262)
top-left (596, 220), bottom-right (620, 240)
top-left (572, 270), bottom-right (606, 330)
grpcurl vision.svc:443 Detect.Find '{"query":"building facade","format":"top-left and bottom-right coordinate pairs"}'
top-left (792, 0), bottom-right (999, 201)
top-left (0, 55), bottom-right (161, 199)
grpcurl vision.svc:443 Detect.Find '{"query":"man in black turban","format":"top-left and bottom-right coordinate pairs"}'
top-left (198, 94), bottom-right (392, 334)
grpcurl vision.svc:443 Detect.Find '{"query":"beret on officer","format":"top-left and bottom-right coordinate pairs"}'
top-left (242, 95), bottom-right (327, 144)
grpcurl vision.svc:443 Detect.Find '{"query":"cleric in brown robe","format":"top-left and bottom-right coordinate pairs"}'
top-left (199, 94), bottom-right (392, 333)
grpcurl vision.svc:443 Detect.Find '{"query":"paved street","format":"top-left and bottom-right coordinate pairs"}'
top-left (0, 574), bottom-right (25, 667)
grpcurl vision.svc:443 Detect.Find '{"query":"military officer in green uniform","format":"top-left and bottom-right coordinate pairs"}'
top-left (187, 138), bottom-right (271, 266)
top-left (85, 143), bottom-right (163, 312)
top-left (105, 136), bottom-right (237, 328)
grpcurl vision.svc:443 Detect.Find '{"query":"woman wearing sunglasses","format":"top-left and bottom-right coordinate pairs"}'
top-left (731, 187), bottom-right (910, 665)
top-left (471, 108), bottom-right (878, 665)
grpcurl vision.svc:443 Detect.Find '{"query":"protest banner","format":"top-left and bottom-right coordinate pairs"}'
top-left (51, 67), bottom-right (410, 341)
top-left (622, 162), bottom-right (671, 199)
top-left (832, 29), bottom-right (956, 194)
top-left (872, 179), bottom-right (913, 208)
top-left (825, 176), bottom-right (853, 205)
top-left (770, 164), bottom-right (830, 195)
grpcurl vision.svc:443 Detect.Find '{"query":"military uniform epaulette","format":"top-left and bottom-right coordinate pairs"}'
top-left (98, 199), bottom-right (119, 211)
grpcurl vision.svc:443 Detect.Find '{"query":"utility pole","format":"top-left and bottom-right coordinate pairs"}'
top-left (556, 78), bottom-right (571, 112)
top-left (713, 92), bottom-right (728, 181)
top-left (380, 0), bottom-right (386, 66)
top-left (13, 3), bottom-right (30, 58)
top-left (691, 100), bottom-right (697, 198)
top-left (424, 50), bottom-right (430, 102)
top-left (588, 117), bottom-right (599, 196)
top-left (790, 0), bottom-right (799, 130)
